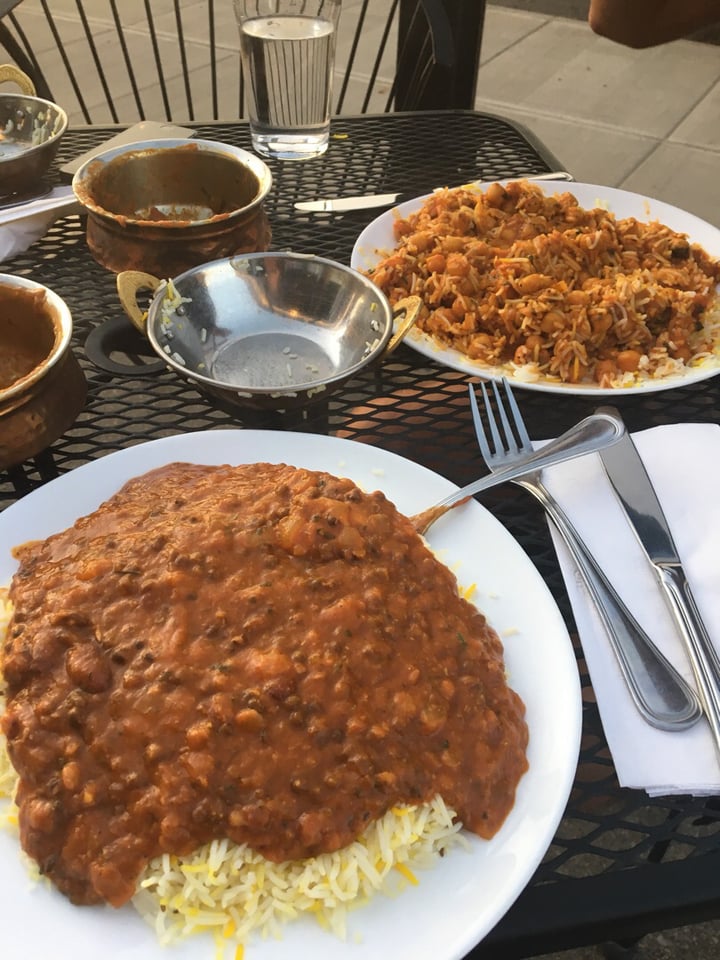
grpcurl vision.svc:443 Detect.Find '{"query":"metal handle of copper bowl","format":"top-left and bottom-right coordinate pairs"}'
top-left (383, 295), bottom-right (422, 356)
top-left (0, 64), bottom-right (36, 96)
top-left (116, 270), bottom-right (163, 333)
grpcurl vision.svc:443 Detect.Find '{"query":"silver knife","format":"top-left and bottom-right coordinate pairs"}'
top-left (293, 171), bottom-right (576, 213)
top-left (294, 192), bottom-right (400, 213)
top-left (598, 413), bottom-right (720, 758)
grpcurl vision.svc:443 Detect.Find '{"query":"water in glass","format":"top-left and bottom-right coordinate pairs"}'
top-left (236, 1), bottom-right (341, 160)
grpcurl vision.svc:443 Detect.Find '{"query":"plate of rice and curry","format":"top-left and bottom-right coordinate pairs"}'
top-left (351, 179), bottom-right (720, 394)
top-left (0, 430), bottom-right (581, 960)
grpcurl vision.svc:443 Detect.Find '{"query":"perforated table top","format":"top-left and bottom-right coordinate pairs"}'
top-left (2, 112), bottom-right (719, 958)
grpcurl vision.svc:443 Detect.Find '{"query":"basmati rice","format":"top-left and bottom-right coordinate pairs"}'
top-left (133, 795), bottom-right (465, 950)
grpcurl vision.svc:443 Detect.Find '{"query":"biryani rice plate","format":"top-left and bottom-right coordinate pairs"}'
top-left (366, 180), bottom-right (720, 388)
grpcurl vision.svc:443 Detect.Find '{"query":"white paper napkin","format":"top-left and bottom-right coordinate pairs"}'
top-left (0, 185), bottom-right (79, 260)
top-left (539, 422), bottom-right (720, 796)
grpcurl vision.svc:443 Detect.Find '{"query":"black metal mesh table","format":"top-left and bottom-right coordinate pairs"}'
top-left (2, 112), bottom-right (719, 957)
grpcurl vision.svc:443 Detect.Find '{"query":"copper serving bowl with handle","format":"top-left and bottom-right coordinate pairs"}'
top-left (72, 138), bottom-right (273, 276)
top-left (0, 274), bottom-right (86, 470)
top-left (0, 64), bottom-right (68, 198)
top-left (116, 252), bottom-right (421, 412)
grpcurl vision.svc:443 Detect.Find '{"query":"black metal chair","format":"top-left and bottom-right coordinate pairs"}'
top-left (0, 0), bottom-right (484, 124)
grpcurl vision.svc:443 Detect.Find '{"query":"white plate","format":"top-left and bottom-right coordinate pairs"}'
top-left (350, 180), bottom-right (720, 396)
top-left (0, 430), bottom-right (581, 960)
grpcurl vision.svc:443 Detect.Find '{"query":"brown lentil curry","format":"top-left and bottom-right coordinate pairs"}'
top-left (1, 462), bottom-right (528, 909)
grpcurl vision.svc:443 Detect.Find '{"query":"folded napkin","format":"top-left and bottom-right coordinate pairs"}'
top-left (539, 422), bottom-right (720, 796)
top-left (0, 185), bottom-right (79, 261)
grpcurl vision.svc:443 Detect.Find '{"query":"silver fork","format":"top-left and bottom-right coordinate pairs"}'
top-left (470, 378), bottom-right (702, 732)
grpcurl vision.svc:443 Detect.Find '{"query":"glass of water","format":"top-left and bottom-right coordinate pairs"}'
top-left (234, 0), bottom-right (342, 161)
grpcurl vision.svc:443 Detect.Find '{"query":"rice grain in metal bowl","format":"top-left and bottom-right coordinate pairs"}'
top-left (364, 180), bottom-right (720, 389)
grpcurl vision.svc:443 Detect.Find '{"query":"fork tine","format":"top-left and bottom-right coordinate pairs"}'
top-left (490, 378), bottom-right (521, 456)
top-left (467, 381), bottom-right (489, 458)
top-left (501, 377), bottom-right (533, 453)
top-left (468, 380), bottom-right (503, 460)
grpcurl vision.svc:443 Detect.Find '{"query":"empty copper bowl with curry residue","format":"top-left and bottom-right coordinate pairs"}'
top-left (72, 139), bottom-right (273, 276)
top-left (0, 275), bottom-right (87, 470)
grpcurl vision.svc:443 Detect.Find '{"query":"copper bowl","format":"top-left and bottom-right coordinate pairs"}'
top-left (0, 275), bottom-right (86, 470)
top-left (0, 64), bottom-right (68, 198)
top-left (72, 138), bottom-right (273, 276)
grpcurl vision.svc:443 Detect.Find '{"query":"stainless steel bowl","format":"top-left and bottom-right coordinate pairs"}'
top-left (117, 252), bottom-right (421, 411)
top-left (0, 65), bottom-right (68, 198)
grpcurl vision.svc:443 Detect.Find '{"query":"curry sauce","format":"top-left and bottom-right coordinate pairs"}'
top-left (1, 462), bottom-right (528, 908)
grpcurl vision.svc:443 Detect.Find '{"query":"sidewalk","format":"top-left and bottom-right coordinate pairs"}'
top-left (478, 5), bottom-right (720, 227)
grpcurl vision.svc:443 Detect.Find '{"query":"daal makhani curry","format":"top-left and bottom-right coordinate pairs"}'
top-left (0, 461), bottom-right (528, 944)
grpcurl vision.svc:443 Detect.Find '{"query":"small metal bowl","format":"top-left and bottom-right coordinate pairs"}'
top-left (72, 138), bottom-right (273, 276)
top-left (0, 65), bottom-right (68, 198)
top-left (116, 252), bottom-right (421, 411)
top-left (0, 274), bottom-right (86, 470)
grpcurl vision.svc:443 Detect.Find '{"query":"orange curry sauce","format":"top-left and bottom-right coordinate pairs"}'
top-left (1, 462), bottom-right (528, 907)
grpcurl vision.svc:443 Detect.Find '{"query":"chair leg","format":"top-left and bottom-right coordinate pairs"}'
top-left (395, 0), bottom-right (485, 110)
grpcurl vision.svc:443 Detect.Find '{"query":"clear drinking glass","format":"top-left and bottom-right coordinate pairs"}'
top-left (234, 0), bottom-right (342, 161)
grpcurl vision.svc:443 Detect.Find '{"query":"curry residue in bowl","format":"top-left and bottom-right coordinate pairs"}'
top-left (0, 286), bottom-right (56, 389)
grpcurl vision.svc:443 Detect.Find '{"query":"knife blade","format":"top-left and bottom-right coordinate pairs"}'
top-left (598, 412), bottom-right (720, 758)
top-left (293, 171), bottom-right (576, 213)
top-left (294, 192), bottom-right (401, 213)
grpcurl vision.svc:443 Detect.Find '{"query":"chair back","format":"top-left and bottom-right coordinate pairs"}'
top-left (0, 0), bottom-right (484, 124)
